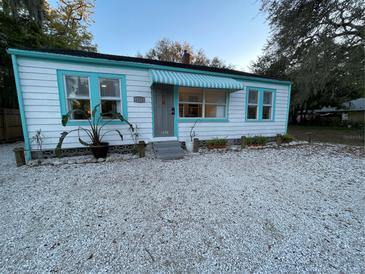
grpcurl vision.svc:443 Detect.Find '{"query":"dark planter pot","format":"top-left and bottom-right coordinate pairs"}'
top-left (90, 142), bottom-right (109, 158)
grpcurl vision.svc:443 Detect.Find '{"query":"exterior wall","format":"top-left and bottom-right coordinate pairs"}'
top-left (178, 81), bottom-right (290, 141)
top-left (16, 57), bottom-right (153, 150)
top-left (348, 111), bottom-right (365, 124)
top-left (15, 55), bottom-right (290, 154)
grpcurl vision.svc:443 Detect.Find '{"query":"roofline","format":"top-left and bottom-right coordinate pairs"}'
top-left (7, 48), bottom-right (292, 86)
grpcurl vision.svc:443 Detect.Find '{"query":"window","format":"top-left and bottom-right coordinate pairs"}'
top-left (57, 70), bottom-right (127, 125)
top-left (247, 89), bottom-right (258, 120)
top-left (262, 91), bottom-right (273, 120)
top-left (179, 88), bottom-right (203, 118)
top-left (64, 75), bottom-right (90, 120)
top-left (246, 87), bottom-right (275, 121)
top-left (205, 91), bottom-right (226, 118)
top-left (99, 78), bottom-right (121, 119)
top-left (179, 88), bottom-right (227, 118)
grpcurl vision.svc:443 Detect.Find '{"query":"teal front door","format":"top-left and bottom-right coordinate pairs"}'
top-left (153, 85), bottom-right (175, 137)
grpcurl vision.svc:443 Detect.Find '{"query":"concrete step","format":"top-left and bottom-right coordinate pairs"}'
top-left (153, 141), bottom-right (181, 148)
top-left (153, 146), bottom-right (183, 153)
top-left (152, 141), bottom-right (184, 160)
top-left (159, 153), bottom-right (184, 160)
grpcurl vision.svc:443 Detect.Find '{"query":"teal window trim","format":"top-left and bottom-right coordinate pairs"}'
top-left (96, 72), bottom-right (128, 123)
top-left (173, 86), bottom-right (179, 138)
top-left (11, 55), bottom-right (32, 161)
top-left (177, 87), bottom-right (230, 122)
top-left (178, 118), bottom-right (229, 123)
top-left (245, 86), bottom-right (276, 122)
top-left (56, 69), bottom-right (128, 126)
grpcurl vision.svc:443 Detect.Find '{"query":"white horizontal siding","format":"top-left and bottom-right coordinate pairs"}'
top-left (17, 59), bottom-right (149, 75)
top-left (178, 81), bottom-right (290, 141)
top-left (17, 57), bottom-right (153, 150)
top-left (17, 56), bottom-right (290, 151)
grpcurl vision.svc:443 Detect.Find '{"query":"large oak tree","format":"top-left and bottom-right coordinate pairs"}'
top-left (251, 0), bottom-right (364, 121)
top-left (0, 0), bottom-right (96, 108)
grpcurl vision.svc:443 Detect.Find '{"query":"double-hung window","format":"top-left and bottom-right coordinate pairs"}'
top-left (57, 70), bottom-right (127, 125)
top-left (99, 78), bottom-right (122, 119)
top-left (262, 91), bottom-right (273, 120)
top-left (64, 75), bottom-right (91, 120)
top-left (178, 87), bottom-right (228, 119)
top-left (247, 89), bottom-right (259, 120)
top-left (246, 87), bottom-right (275, 121)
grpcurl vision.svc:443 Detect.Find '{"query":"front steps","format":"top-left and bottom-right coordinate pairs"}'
top-left (152, 141), bottom-right (184, 160)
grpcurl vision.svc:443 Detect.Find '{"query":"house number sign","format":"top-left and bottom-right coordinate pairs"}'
top-left (133, 96), bottom-right (145, 103)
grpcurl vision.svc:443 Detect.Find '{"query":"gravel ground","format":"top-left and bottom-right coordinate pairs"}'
top-left (0, 143), bottom-right (364, 273)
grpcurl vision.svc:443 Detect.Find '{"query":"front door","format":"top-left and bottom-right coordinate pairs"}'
top-left (153, 85), bottom-right (175, 137)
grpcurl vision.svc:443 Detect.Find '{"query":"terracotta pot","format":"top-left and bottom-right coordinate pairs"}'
top-left (207, 143), bottom-right (226, 150)
top-left (249, 144), bottom-right (264, 148)
top-left (90, 142), bottom-right (109, 158)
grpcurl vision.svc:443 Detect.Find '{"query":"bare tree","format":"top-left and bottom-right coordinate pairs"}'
top-left (138, 38), bottom-right (234, 69)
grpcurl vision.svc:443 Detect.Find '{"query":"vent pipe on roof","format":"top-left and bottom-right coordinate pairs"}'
top-left (182, 50), bottom-right (191, 64)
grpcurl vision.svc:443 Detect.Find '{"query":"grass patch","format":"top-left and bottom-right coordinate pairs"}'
top-left (207, 138), bottom-right (228, 149)
top-left (276, 134), bottom-right (294, 144)
top-left (288, 125), bottom-right (364, 146)
top-left (246, 136), bottom-right (268, 146)
top-left (207, 138), bottom-right (228, 146)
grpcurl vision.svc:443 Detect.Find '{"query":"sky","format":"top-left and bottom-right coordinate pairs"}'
top-left (48, 0), bottom-right (270, 72)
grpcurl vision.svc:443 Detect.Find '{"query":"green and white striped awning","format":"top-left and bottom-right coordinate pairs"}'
top-left (150, 69), bottom-right (244, 90)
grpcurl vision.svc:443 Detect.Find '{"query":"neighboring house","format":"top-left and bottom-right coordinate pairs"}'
top-left (315, 98), bottom-right (365, 124)
top-left (7, 48), bottom-right (291, 161)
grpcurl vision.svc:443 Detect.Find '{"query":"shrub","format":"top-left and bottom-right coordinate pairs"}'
top-left (276, 134), bottom-right (294, 144)
top-left (246, 136), bottom-right (267, 146)
top-left (207, 138), bottom-right (228, 146)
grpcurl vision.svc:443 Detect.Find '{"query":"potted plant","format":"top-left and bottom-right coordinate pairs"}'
top-left (185, 120), bottom-right (198, 152)
top-left (206, 138), bottom-right (228, 149)
top-left (55, 104), bottom-right (134, 159)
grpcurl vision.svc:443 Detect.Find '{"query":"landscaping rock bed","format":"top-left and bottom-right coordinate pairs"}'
top-left (27, 153), bottom-right (140, 167)
top-left (199, 140), bottom-right (309, 153)
top-left (26, 140), bottom-right (308, 167)
top-left (0, 142), bottom-right (364, 273)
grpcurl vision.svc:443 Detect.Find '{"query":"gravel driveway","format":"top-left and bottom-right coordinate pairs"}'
top-left (0, 143), bottom-right (364, 273)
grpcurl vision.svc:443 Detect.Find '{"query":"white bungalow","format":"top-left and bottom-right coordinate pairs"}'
top-left (7, 48), bottom-right (291, 161)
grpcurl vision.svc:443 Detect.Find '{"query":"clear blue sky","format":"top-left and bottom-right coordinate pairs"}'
top-left (49, 0), bottom-right (270, 71)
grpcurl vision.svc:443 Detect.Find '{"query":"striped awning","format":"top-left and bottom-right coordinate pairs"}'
top-left (150, 69), bottom-right (244, 90)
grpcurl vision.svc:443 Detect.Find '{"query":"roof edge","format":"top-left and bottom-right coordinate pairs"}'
top-left (7, 48), bottom-right (292, 86)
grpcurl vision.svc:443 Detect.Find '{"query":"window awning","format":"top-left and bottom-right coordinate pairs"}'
top-left (150, 69), bottom-right (244, 90)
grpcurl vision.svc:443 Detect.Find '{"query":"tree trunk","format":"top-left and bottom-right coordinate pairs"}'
top-left (291, 105), bottom-right (298, 124)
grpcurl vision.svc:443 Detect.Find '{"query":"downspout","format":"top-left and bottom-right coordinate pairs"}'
top-left (11, 54), bottom-right (31, 161)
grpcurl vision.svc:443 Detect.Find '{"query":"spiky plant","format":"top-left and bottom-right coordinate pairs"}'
top-left (55, 104), bottom-right (134, 156)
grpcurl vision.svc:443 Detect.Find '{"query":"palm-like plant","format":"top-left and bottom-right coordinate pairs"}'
top-left (55, 104), bottom-right (134, 157)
